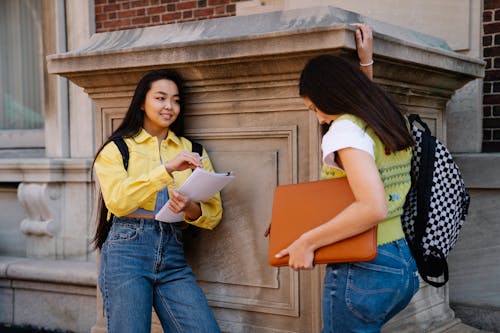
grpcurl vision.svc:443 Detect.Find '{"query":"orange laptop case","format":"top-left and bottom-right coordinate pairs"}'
top-left (268, 177), bottom-right (377, 267)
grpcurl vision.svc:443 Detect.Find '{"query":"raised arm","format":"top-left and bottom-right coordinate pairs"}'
top-left (352, 23), bottom-right (373, 80)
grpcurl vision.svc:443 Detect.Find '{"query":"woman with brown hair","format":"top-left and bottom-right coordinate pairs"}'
top-left (276, 24), bottom-right (419, 332)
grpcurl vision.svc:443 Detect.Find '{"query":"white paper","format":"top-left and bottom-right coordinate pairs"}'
top-left (155, 168), bottom-right (235, 223)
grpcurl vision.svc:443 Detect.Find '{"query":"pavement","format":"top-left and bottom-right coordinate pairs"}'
top-left (439, 321), bottom-right (494, 333)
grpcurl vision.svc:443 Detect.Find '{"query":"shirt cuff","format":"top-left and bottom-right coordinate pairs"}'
top-left (150, 164), bottom-right (174, 191)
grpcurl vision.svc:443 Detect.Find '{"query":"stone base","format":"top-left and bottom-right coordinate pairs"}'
top-left (0, 256), bottom-right (96, 333)
top-left (442, 321), bottom-right (492, 333)
top-left (451, 303), bottom-right (500, 333)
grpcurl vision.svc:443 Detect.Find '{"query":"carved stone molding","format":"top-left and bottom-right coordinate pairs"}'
top-left (16, 182), bottom-right (64, 259)
top-left (17, 183), bottom-right (57, 237)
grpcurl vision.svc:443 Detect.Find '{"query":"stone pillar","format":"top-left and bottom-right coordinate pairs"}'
top-left (47, 6), bottom-right (484, 333)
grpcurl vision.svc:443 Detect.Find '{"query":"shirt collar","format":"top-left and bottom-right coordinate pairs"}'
top-left (133, 128), bottom-right (152, 143)
top-left (165, 129), bottom-right (181, 146)
top-left (133, 128), bottom-right (181, 146)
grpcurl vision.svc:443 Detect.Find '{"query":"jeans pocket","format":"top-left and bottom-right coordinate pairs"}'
top-left (346, 261), bottom-right (404, 323)
top-left (107, 223), bottom-right (140, 244)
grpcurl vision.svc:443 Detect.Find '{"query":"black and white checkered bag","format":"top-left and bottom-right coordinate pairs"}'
top-left (402, 114), bottom-right (470, 287)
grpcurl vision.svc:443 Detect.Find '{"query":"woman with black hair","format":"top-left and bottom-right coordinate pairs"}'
top-left (275, 24), bottom-right (419, 332)
top-left (93, 69), bottom-right (222, 333)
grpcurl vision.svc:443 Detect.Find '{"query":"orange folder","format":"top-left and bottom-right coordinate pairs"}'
top-left (268, 177), bottom-right (377, 267)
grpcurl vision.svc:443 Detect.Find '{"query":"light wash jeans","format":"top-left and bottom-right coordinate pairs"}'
top-left (322, 238), bottom-right (419, 333)
top-left (99, 217), bottom-right (220, 333)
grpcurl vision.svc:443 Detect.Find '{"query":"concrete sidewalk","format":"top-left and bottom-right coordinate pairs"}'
top-left (445, 322), bottom-right (493, 333)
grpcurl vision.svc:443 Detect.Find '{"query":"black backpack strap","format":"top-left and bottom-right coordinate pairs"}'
top-left (112, 137), bottom-right (129, 170)
top-left (103, 137), bottom-right (129, 225)
top-left (95, 137), bottom-right (130, 249)
top-left (192, 141), bottom-right (203, 156)
top-left (422, 249), bottom-right (448, 287)
top-left (409, 114), bottom-right (435, 241)
top-left (408, 114), bottom-right (448, 287)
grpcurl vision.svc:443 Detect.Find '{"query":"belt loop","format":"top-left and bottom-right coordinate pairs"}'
top-left (396, 238), bottom-right (406, 257)
top-left (393, 238), bottom-right (401, 248)
top-left (169, 223), bottom-right (177, 234)
top-left (158, 221), bottom-right (165, 233)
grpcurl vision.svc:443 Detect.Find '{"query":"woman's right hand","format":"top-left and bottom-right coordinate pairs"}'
top-left (165, 151), bottom-right (202, 174)
top-left (275, 234), bottom-right (315, 271)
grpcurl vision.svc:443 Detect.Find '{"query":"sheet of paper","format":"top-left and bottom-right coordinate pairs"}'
top-left (155, 168), bottom-right (235, 223)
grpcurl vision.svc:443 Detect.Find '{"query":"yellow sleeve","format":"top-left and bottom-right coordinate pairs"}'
top-left (184, 147), bottom-right (223, 230)
top-left (94, 141), bottom-right (174, 217)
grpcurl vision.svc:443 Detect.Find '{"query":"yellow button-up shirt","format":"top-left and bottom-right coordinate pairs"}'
top-left (94, 128), bottom-right (222, 230)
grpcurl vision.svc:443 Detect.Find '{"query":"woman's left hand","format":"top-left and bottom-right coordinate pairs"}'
top-left (275, 236), bottom-right (315, 271)
top-left (168, 189), bottom-right (202, 220)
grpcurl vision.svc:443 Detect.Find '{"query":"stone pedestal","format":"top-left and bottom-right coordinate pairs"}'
top-left (48, 6), bottom-right (484, 333)
top-left (0, 256), bottom-right (96, 333)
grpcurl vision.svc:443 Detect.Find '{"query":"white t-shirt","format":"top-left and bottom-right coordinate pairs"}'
top-left (322, 119), bottom-right (375, 170)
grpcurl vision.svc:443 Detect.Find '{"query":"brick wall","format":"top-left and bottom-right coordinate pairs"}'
top-left (95, 0), bottom-right (244, 33)
top-left (483, 0), bottom-right (500, 152)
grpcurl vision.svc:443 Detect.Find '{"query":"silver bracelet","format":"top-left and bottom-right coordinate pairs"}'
top-left (359, 60), bottom-right (374, 67)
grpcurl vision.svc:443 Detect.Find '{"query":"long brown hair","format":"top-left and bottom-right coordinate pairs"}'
top-left (299, 55), bottom-right (414, 151)
top-left (91, 69), bottom-right (186, 250)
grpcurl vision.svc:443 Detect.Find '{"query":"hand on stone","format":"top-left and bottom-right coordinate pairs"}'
top-left (352, 23), bottom-right (373, 65)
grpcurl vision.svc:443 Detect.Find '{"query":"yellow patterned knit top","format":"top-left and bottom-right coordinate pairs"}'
top-left (320, 114), bottom-right (412, 245)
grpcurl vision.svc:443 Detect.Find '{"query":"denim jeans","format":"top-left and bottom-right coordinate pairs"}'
top-left (99, 217), bottom-right (221, 333)
top-left (322, 238), bottom-right (419, 333)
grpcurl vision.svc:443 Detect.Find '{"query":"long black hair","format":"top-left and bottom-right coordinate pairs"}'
top-left (299, 55), bottom-right (414, 151)
top-left (91, 69), bottom-right (186, 250)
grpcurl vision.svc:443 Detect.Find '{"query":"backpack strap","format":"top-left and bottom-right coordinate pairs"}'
top-left (192, 141), bottom-right (203, 156)
top-left (95, 137), bottom-right (129, 249)
top-left (408, 114), bottom-right (435, 243)
top-left (112, 137), bottom-right (129, 171)
top-left (101, 138), bottom-right (129, 225)
top-left (407, 114), bottom-right (448, 287)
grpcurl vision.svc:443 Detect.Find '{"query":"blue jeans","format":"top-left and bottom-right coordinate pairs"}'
top-left (99, 217), bottom-right (220, 333)
top-left (322, 238), bottom-right (419, 333)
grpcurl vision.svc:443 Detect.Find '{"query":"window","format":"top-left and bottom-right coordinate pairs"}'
top-left (0, 0), bottom-right (44, 149)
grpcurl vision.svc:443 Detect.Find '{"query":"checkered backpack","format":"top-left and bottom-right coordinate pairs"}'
top-left (402, 114), bottom-right (470, 287)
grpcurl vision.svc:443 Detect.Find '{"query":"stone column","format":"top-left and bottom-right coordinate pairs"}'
top-left (48, 6), bottom-right (484, 333)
